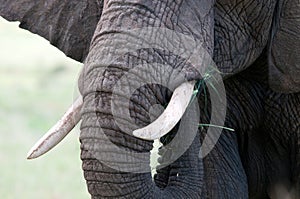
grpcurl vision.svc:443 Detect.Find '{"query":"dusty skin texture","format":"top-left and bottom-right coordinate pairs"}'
top-left (0, 0), bottom-right (299, 198)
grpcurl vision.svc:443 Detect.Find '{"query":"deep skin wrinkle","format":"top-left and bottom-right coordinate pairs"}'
top-left (0, 0), bottom-right (299, 198)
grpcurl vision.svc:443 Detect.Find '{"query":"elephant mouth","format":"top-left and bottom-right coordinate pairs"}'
top-left (26, 81), bottom-right (196, 159)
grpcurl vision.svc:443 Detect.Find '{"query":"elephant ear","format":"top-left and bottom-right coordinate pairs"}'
top-left (268, 0), bottom-right (300, 93)
top-left (0, 0), bottom-right (102, 62)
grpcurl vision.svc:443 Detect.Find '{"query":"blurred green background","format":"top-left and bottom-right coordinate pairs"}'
top-left (0, 17), bottom-right (89, 198)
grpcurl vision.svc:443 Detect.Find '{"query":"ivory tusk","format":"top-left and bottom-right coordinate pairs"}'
top-left (27, 96), bottom-right (83, 159)
top-left (133, 81), bottom-right (196, 140)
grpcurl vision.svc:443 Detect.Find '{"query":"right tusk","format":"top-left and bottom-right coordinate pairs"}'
top-left (133, 81), bottom-right (196, 140)
top-left (27, 96), bottom-right (83, 159)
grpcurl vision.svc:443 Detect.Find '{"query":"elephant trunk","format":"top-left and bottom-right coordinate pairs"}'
top-left (80, 106), bottom-right (203, 198)
top-left (79, 44), bottom-right (205, 197)
top-left (78, 0), bottom-right (214, 197)
top-left (79, 65), bottom-right (204, 197)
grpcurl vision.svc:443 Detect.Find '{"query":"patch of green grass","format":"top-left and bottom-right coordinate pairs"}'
top-left (0, 17), bottom-right (89, 198)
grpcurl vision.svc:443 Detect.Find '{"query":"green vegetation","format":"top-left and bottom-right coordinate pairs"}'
top-left (0, 17), bottom-right (89, 198)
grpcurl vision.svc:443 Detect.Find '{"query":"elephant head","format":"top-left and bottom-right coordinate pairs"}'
top-left (1, 0), bottom-right (299, 198)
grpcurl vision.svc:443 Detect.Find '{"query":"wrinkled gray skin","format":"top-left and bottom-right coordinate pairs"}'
top-left (1, 0), bottom-right (299, 198)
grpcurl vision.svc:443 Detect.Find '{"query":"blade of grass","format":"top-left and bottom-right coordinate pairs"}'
top-left (199, 123), bottom-right (235, 132)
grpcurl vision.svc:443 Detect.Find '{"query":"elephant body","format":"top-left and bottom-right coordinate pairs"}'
top-left (1, 0), bottom-right (299, 198)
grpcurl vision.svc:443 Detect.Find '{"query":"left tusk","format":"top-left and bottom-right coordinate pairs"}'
top-left (133, 81), bottom-right (195, 140)
top-left (27, 96), bottom-right (83, 159)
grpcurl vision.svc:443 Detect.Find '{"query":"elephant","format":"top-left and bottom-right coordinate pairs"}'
top-left (1, 0), bottom-right (299, 198)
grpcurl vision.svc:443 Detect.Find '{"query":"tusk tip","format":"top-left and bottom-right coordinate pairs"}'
top-left (26, 155), bottom-right (34, 160)
top-left (25, 96), bottom-right (83, 160)
top-left (26, 151), bottom-right (37, 160)
top-left (26, 147), bottom-right (41, 160)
